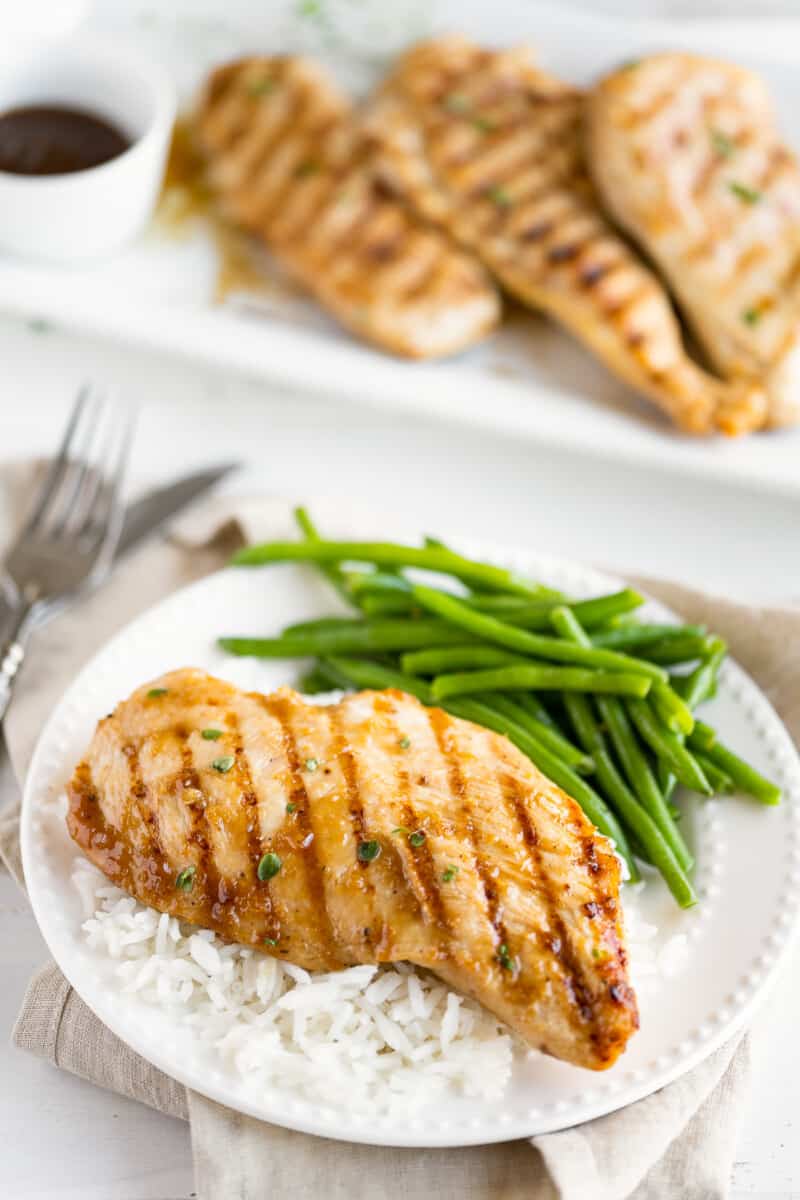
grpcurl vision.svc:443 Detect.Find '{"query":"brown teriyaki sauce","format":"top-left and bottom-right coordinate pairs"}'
top-left (0, 105), bottom-right (130, 176)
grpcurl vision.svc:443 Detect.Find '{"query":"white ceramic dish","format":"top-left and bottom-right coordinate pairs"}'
top-left (0, 35), bottom-right (175, 261)
top-left (2, 3), bottom-right (800, 495)
top-left (20, 536), bottom-right (800, 1147)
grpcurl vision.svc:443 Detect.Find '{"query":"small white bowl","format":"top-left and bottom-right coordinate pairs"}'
top-left (0, 36), bottom-right (176, 262)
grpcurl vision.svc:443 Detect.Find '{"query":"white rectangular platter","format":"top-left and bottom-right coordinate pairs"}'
top-left (3, 0), bottom-right (800, 496)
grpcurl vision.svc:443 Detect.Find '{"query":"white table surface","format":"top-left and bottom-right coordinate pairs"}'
top-left (1, 312), bottom-right (799, 1199)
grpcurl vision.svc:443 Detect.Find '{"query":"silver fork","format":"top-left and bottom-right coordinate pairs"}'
top-left (0, 386), bottom-right (135, 721)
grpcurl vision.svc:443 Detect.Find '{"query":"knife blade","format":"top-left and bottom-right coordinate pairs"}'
top-left (115, 463), bottom-right (239, 559)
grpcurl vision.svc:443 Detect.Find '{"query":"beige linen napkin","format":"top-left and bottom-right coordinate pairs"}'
top-left (2, 488), bottom-right (790, 1200)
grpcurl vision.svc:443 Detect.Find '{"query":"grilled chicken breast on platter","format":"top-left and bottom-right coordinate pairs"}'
top-left (194, 55), bottom-right (500, 358)
top-left (589, 52), bottom-right (800, 427)
top-left (66, 668), bottom-right (638, 1071)
top-left (365, 37), bottom-right (765, 434)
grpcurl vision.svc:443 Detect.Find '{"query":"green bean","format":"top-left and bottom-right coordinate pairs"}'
top-left (649, 681), bottom-right (695, 735)
top-left (678, 638), bottom-right (727, 710)
top-left (413, 585), bottom-right (666, 680)
top-left (431, 665), bottom-right (652, 700)
top-left (597, 697), bottom-right (694, 871)
top-left (592, 623), bottom-right (705, 650)
top-left (550, 606), bottom-right (694, 872)
top-left (626, 699), bottom-right (711, 794)
top-left (444, 697), bottom-right (637, 875)
top-left (401, 645), bottom-right (526, 675)
top-left (548, 604), bottom-right (590, 646)
top-left (359, 593), bottom-right (417, 617)
top-left (687, 724), bottom-right (781, 804)
top-left (297, 666), bottom-right (338, 694)
top-left (626, 830), bottom-right (654, 867)
top-left (323, 657), bottom-right (433, 702)
top-left (293, 507), bottom-right (356, 605)
top-left (638, 633), bottom-right (717, 665)
top-left (564, 694), bottom-right (696, 906)
top-left (282, 616), bottom-right (365, 637)
top-left (495, 590), bottom-right (644, 632)
top-left (480, 692), bottom-right (593, 773)
top-left (467, 594), bottom-right (549, 613)
top-left (693, 752), bottom-right (734, 794)
top-left (688, 720), bottom-right (717, 751)
top-left (350, 571), bottom-right (413, 597)
top-left (219, 619), bottom-right (477, 659)
top-left (232, 539), bottom-right (546, 597)
top-left (514, 692), bottom-right (559, 730)
top-left (657, 759), bottom-right (677, 804)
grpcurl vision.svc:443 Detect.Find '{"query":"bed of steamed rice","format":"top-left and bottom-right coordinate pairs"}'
top-left (71, 856), bottom-right (689, 1112)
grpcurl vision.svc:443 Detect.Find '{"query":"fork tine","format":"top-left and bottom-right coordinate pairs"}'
top-left (61, 396), bottom-right (121, 537)
top-left (77, 405), bottom-right (136, 558)
top-left (48, 388), bottom-right (106, 536)
top-left (20, 384), bottom-right (94, 536)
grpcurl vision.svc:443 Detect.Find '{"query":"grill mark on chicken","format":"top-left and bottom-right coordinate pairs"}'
top-left (179, 733), bottom-right (230, 921)
top-left (67, 672), bottom-right (639, 1070)
top-left (264, 695), bottom-right (338, 952)
top-left (499, 770), bottom-right (593, 1026)
top-left (327, 708), bottom-right (380, 952)
top-left (589, 51), bottom-right (800, 427)
top-left (368, 37), bottom-right (765, 433)
top-left (427, 707), bottom-right (506, 955)
top-left (195, 54), bottom-right (500, 359)
top-left (127, 736), bottom-right (179, 904)
top-left (227, 710), bottom-right (273, 925)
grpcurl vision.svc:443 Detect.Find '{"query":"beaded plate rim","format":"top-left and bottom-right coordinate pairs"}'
top-left (20, 542), bottom-right (800, 1147)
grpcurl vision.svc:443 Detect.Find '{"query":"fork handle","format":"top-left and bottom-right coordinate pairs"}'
top-left (0, 601), bottom-right (34, 723)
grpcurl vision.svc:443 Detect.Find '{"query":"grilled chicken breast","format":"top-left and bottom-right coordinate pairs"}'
top-left (589, 53), bottom-right (800, 427)
top-left (67, 669), bottom-right (638, 1070)
top-left (193, 55), bottom-right (500, 358)
top-left (365, 37), bottom-right (765, 433)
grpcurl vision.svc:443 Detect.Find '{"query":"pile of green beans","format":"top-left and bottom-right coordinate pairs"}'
top-left (220, 508), bottom-right (782, 909)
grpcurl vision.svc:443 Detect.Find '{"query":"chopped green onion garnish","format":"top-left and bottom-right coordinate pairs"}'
top-left (175, 866), bottom-right (196, 892)
top-left (742, 307), bottom-right (761, 326)
top-left (264, 937), bottom-right (278, 946)
top-left (305, 758), bottom-right (319, 772)
top-left (497, 943), bottom-right (517, 972)
top-left (357, 840), bottom-right (381, 862)
top-left (286, 802), bottom-right (297, 813)
top-left (471, 115), bottom-right (494, 133)
top-left (392, 826), bottom-right (409, 836)
top-left (201, 728), bottom-right (223, 740)
top-left (295, 161), bottom-right (319, 178)
top-left (212, 755), bottom-right (235, 773)
top-left (729, 181), bottom-right (761, 205)
top-left (442, 865), bottom-right (459, 882)
top-left (398, 736), bottom-right (411, 750)
top-left (257, 852), bottom-right (282, 881)
top-left (486, 185), bottom-right (512, 208)
top-left (711, 129), bottom-right (735, 158)
top-left (147, 687), bottom-right (168, 698)
top-left (247, 77), bottom-right (276, 96)
top-left (409, 830), bottom-right (426, 847)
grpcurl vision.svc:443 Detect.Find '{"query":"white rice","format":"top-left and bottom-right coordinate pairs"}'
top-left (72, 856), bottom-right (689, 1111)
top-left (72, 857), bottom-right (513, 1112)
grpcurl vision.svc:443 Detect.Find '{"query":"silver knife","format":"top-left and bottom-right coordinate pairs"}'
top-left (115, 463), bottom-right (239, 559)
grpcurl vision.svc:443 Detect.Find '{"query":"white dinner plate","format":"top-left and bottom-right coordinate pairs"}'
top-left (3, 1), bottom-right (800, 497)
top-left (20, 541), bottom-right (800, 1147)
